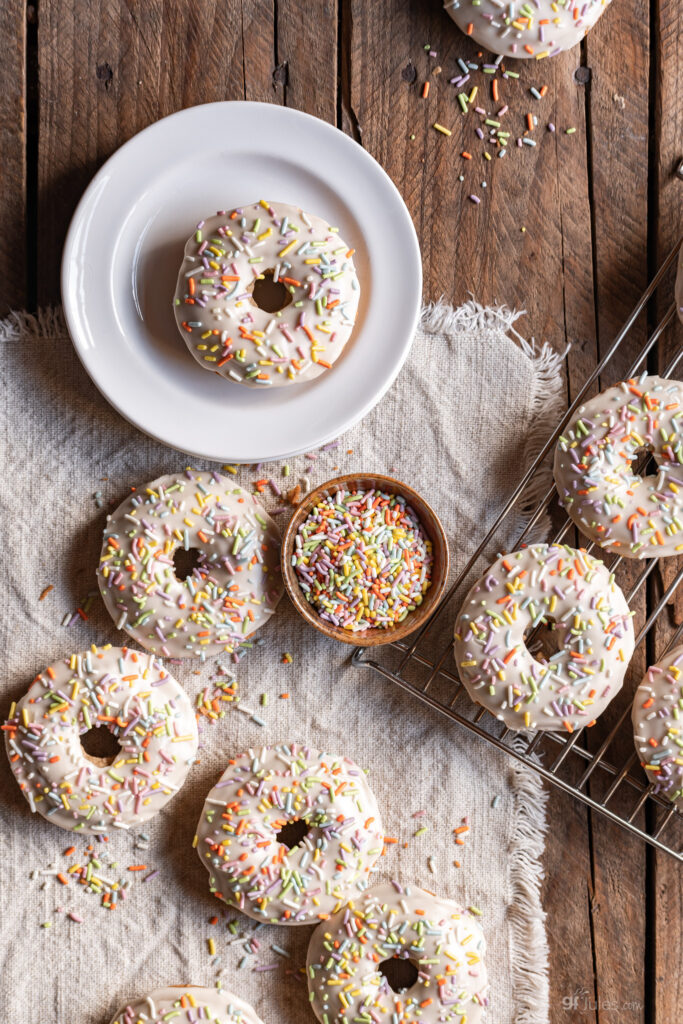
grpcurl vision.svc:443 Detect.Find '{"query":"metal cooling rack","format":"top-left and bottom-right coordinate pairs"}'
top-left (353, 238), bottom-right (683, 862)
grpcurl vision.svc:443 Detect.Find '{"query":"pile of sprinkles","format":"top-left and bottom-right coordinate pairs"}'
top-left (453, 543), bottom-right (635, 731)
top-left (173, 200), bottom-right (360, 388)
top-left (292, 488), bottom-right (433, 631)
top-left (194, 743), bottom-right (384, 925)
top-left (415, 42), bottom-right (580, 205)
top-left (306, 881), bottom-right (489, 1024)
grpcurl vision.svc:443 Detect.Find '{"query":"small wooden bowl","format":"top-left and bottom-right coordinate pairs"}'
top-left (281, 473), bottom-right (450, 647)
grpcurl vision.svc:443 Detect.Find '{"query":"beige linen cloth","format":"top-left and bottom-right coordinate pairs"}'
top-left (0, 301), bottom-right (563, 1024)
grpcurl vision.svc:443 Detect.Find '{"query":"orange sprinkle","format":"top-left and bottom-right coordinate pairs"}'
top-left (422, 81), bottom-right (430, 99)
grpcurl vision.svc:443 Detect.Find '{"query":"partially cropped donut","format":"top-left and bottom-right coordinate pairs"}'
top-left (554, 375), bottom-right (683, 558)
top-left (444, 0), bottom-right (613, 58)
top-left (632, 644), bottom-right (683, 812)
top-left (306, 880), bottom-right (489, 1024)
top-left (98, 470), bottom-right (283, 660)
top-left (195, 742), bottom-right (384, 925)
top-left (173, 201), bottom-right (360, 387)
top-left (453, 544), bottom-right (635, 731)
top-left (108, 986), bottom-right (264, 1024)
top-left (4, 646), bottom-right (197, 833)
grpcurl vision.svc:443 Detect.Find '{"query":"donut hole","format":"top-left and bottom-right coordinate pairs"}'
top-left (250, 269), bottom-right (293, 314)
top-left (524, 616), bottom-right (563, 663)
top-left (173, 547), bottom-right (203, 582)
top-left (276, 818), bottom-right (310, 850)
top-left (629, 444), bottom-right (659, 478)
top-left (80, 725), bottom-right (120, 766)
top-left (379, 956), bottom-right (420, 993)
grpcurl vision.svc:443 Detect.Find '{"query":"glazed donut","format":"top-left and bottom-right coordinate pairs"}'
top-left (98, 470), bottom-right (283, 660)
top-left (554, 375), bottom-right (683, 558)
top-left (306, 880), bottom-right (489, 1024)
top-left (108, 986), bottom-right (264, 1024)
top-left (194, 742), bottom-right (384, 925)
top-left (453, 544), bottom-right (635, 731)
top-left (443, 0), bottom-right (612, 58)
top-left (173, 201), bottom-right (360, 388)
top-left (3, 645), bottom-right (197, 833)
top-left (632, 644), bottom-right (683, 812)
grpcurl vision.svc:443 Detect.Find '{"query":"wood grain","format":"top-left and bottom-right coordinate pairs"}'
top-left (0, 0), bottom-right (27, 313)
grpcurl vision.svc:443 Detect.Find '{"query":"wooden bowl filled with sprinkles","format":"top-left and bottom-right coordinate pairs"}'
top-left (281, 474), bottom-right (450, 647)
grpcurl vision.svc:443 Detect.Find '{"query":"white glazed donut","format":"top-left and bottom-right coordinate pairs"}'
top-left (194, 742), bottom-right (384, 925)
top-left (173, 201), bottom-right (360, 388)
top-left (98, 470), bottom-right (283, 660)
top-left (3, 646), bottom-right (197, 833)
top-left (453, 544), bottom-right (635, 731)
top-left (443, 0), bottom-right (612, 58)
top-left (306, 880), bottom-right (489, 1024)
top-left (108, 987), bottom-right (264, 1024)
top-left (554, 375), bottom-right (683, 558)
top-left (632, 644), bottom-right (683, 812)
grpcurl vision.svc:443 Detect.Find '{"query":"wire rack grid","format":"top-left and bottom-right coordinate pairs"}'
top-left (353, 238), bottom-right (683, 862)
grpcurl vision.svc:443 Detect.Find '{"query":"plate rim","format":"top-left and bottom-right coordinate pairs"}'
top-left (61, 100), bottom-right (423, 464)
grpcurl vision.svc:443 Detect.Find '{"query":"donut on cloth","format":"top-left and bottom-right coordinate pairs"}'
top-left (444, 0), bottom-right (612, 59)
top-left (194, 742), bottom-right (384, 925)
top-left (98, 470), bottom-right (283, 660)
top-left (108, 986), bottom-right (264, 1024)
top-left (306, 880), bottom-right (489, 1024)
top-left (453, 544), bottom-right (635, 731)
top-left (173, 201), bottom-right (360, 387)
top-left (554, 375), bottom-right (683, 559)
top-left (632, 644), bottom-right (683, 812)
top-left (3, 645), bottom-right (197, 833)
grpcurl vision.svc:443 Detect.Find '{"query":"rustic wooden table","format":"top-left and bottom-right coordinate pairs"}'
top-left (1, 1), bottom-right (681, 1020)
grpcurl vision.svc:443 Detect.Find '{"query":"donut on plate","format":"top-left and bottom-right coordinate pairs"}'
top-left (194, 742), bottom-right (384, 925)
top-left (554, 375), bottom-right (683, 558)
top-left (453, 544), bottom-right (634, 731)
top-left (98, 470), bottom-right (283, 660)
top-left (3, 645), bottom-right (197, 833)
top-left (108, 986), bottom-right (264, 1024)
top-left (632, 644), bottom-right (683, 812)
top-left (444, 0), bottom-right (613, 59)
top-left (306, 880), bottom-right (489, 1024)
top-left (173, 201), bottom-right (361, 387)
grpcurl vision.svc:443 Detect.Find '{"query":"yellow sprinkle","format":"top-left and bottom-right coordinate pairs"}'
top-left (433, 122), bottom-right (452, 136)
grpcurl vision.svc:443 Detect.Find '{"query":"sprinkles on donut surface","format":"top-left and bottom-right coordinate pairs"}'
top-left (108, 986), bottom-right (264, 1024)
top-left (173, 201), bottom-right (360, 387)
top-left (4, 645), bottom-right (197, 833)
top-left (98, 470), bottom-right (283, 660)
top-left (453, 543), bottom-right (635, 731)
top-left (194, 742), bottom-right (384, 925)
top-left (306, 880), bottom-right (489, 1024)
top-left (554, 375), bottom-right (683, 559)
top-left (632, 644), bottom-right (683, 812)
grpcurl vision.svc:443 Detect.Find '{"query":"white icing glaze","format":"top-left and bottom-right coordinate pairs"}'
top-left (4, 646), bottom-right (197, 833)
top-left (98, 470), bottom-right (283, 660)
top-left (444, 0), bottom-right (612, 58)
top-left (195, 742), bottom-right (384, 925)
top-left (554, 375), bottom-right (683, 559)
top-left (173, 201), bottom-right (360, 387)
top-left (453, 544), bottom-right (634, 731)
top-left (306, 880), bottom-right (489, 1024)
top-left (632, 644), bottom-right (683, 812)
top-left (109, 986), bottom-right (264, 1024)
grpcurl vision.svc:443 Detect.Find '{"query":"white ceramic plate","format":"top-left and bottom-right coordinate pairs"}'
top-left (61, 102), bottom-right (422, 463)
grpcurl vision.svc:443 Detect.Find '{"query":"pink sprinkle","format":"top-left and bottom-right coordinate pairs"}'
top-left (68, 912), bottom-right (84, 923)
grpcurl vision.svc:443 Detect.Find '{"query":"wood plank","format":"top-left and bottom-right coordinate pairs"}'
top-left (36, 0), bottom-right (281, 306)
top-left (651, 1), bottom-right (683, 1021)
top-left (277, 0), bottom-right (337, 122)
top-left (582, 2), bottom-right (651, 1019)
top-left (0, 0), bottom-right (27, 313)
